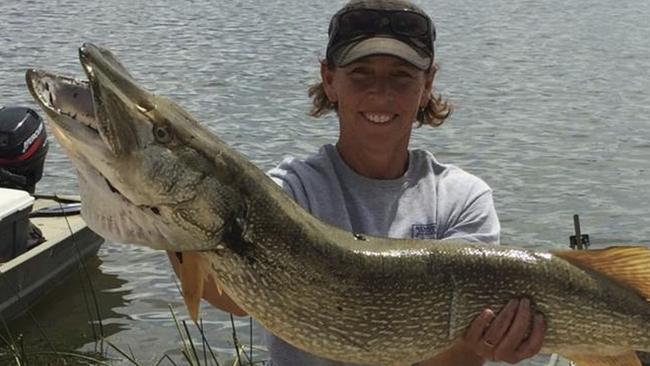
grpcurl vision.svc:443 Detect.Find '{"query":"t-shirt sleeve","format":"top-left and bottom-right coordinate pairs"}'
top-left (266, 159), bottom-right (310, 210)
top-left (440, 188), bottom-right (500, 245)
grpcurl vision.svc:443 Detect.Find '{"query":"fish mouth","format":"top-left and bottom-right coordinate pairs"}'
top-left (26, 43), bottom-right (150, 157)
top-left (25, 68), bottom-right (129, 198)
top-left (25, 67), bottom-right (138, 241)
top-left (26, 69), bottom-right (100, 139)
top-left (25, 44), bottom-right (142, 212)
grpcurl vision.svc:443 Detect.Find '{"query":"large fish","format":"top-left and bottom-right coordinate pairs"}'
top-left (26, 43), bottom-right (650, 366)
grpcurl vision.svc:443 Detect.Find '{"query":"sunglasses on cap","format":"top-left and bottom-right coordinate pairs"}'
top-left (326, 8), bottom-right (436, 62)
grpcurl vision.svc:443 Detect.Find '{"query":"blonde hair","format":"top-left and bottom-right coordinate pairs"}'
top-left (308, 62), bottom-right (453, 127)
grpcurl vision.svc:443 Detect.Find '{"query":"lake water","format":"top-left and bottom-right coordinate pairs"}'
top-left (1, 0), bottom-right (650, 365)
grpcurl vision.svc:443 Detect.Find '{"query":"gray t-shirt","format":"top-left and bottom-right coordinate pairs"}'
top-left (263, 143), bottom-right (500, 366)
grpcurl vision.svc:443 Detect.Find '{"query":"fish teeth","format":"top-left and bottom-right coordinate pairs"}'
top-left (363, 113), bottom-right (393, 124)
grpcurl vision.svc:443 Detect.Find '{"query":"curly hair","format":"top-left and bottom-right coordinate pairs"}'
top-left (308, 62), bottom-right (453, 127)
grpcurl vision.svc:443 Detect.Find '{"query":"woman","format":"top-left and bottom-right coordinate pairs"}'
top-left (170, 0), bottom-right (545, 364)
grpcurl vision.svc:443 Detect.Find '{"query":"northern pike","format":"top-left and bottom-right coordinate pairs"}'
top-left (26, 43), bottom-right (650, 366)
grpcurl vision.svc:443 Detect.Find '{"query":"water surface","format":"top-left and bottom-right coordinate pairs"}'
top-left (1, 0), bottom-right (649, 364)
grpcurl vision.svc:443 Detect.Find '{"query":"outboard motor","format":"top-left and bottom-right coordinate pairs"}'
top-left (0, 106), bottom-right (49, 194)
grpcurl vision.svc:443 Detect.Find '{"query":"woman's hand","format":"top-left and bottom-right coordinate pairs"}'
top-left (463, 298), bottom-right (546, 364)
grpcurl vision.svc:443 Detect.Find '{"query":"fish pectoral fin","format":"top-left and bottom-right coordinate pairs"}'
top-left (564, 351), bottom-right (642, 366)
top-left (552, 246), bottom-right (650, 302)
top-left (208, 272), bottom-right (223, 295)
top-left (178, 251), bottom-right (208, 322)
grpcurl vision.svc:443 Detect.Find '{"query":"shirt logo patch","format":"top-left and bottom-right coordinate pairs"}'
top-left (411, 223), bottom-right (437, 239)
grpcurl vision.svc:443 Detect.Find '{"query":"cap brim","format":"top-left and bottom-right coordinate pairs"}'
top-left (332, 37), bottom-right (431, 70)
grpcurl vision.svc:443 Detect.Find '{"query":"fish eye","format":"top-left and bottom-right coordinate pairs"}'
top-left (153, 125), bottom-right (172, 143)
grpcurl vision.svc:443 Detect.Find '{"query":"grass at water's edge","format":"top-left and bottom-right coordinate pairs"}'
top-left (1, 307), bottom-right (265, 366)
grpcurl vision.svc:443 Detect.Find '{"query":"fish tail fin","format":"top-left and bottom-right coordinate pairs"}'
top-left (562, 351), bottom-right (642, 366)
top-left (552, 246), bottom-right (650, 302)
top-left (554, 247), bottom-right (650, 365)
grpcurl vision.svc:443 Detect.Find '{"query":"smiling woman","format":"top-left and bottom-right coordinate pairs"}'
top-left (321, 55), bottom-right (435, 180)
top-left (186, 0), bottom-right (544, 365)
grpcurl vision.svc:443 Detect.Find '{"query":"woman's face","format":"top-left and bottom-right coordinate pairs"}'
top-left (322, 55), bottom-right (433, 152)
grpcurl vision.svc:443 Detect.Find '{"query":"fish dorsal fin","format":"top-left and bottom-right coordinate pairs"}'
top-left (178, 251), bottom-right (208, 322)
top-left (564, 351), bottom-right (642, 366)
top-left (552, 246), bottom-right (650, 301)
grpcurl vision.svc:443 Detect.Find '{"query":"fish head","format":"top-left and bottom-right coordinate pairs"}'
top-left (26, 43), bottom-right (242, 251)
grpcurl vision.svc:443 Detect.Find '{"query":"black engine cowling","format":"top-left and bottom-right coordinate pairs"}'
top-left (0, 106), bottom-right (49, 193)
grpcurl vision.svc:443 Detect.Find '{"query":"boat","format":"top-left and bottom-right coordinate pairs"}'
top-left (0, 188), bottom-right (104, 322)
